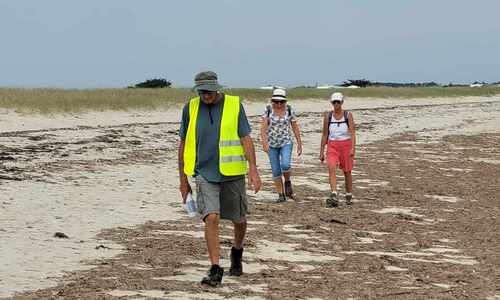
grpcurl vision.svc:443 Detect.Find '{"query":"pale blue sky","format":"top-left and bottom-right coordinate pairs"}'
top-left (1, 0), bottom-right (499, 88)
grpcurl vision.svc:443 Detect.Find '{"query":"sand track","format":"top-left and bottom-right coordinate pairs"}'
top-left (1, 97), bottom-right (499, 299)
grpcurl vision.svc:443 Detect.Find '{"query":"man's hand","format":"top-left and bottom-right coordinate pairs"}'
top-left (179, 177), bottom-right (192, 204)
top-left (248, 165), bottom-right (261, 193)
top-left (240, 135), bottom-right (261, 193)
top-left (350, 147), bottom-right (355, 159)
top-left (319, 151), bottom-right (325, 163)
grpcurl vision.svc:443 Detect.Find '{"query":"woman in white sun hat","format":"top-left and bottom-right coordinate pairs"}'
top-left (319, 92), bottom-right (356, 207)
top-left (260, 88), bottom-right (303, 203)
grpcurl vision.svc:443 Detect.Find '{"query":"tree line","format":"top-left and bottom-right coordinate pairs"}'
top-left (341, 79), bottom-right (499, 88)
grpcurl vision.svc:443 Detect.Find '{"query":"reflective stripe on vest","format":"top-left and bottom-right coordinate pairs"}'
top-left (183, 95), bottom-right (247, 176)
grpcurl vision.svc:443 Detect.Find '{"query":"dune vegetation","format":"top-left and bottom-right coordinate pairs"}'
top-left (0, 86), bottom-right (499, 114)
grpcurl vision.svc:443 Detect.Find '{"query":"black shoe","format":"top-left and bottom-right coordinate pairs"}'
top-left (201, 265), bottom-right (224, 287)
top-left (275, 193), bottom-right (286, 203)
top-left (284, 180), bottom-right (294, 198)
top-left (229, 247), bottom-right (243, 276)
top-left (326, 192), bottom-right (339, 208)
top-left (345, 193), bottom-right (353, 205)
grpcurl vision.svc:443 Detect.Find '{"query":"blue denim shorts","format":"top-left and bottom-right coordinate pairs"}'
top-left (268, 142), bottom-right (293, 178)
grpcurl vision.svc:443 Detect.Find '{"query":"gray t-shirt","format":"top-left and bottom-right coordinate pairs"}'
top-left (179, 94), bottom-right (251, 183)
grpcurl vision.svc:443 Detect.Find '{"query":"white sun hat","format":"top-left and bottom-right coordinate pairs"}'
top-left (330, 92), bottom-right (344, 102)
top-left (271, 88), bottom-right (287, 101)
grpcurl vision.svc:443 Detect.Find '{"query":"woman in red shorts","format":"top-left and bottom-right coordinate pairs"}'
top-left (319, 92), bottom-right (356, 207)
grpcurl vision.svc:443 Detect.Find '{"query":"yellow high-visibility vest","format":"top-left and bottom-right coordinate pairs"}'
top-left (183, 95), bottom-right (247, 176)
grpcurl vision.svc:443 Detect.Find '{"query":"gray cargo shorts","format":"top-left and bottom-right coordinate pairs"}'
top-left (194, 175), bottom-right (248, 223)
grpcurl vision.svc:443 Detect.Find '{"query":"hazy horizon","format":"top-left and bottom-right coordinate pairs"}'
top-left (1, 0), bottom-right (499, 89)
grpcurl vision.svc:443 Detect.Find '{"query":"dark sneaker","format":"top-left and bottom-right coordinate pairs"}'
top-left (284, 180), bottom-right (294, 199)
top-left (326, 192), bottom-right (339, 208)
top-left (201, 265), bottom-right (224, 287)
top-left (345, 193), bottom-right (353, 205)
top-left (229, 247), bottom-right (243, 276)
top-left (275, 193), bottom-right (286, 203)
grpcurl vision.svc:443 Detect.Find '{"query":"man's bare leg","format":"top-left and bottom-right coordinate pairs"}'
top-left (205, 214), bottom-right (220, 265)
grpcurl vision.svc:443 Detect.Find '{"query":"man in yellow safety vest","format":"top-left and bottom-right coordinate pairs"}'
top-left (178, 71), bottom-right (261, 287)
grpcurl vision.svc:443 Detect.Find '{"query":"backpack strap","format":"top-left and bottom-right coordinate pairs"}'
top-left (344, 110), bottom-right (350, 128)
top-left (327, 111), bottom-right (333, 137)
top-left (267, 104), bottom-right (293, 120)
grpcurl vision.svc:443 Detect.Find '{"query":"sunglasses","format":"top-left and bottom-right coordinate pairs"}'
top-left (198, 90), bottom-right (216, 95)
top-left (272, 100), bottom-right (286, 104)
top-left (331, 100), bottom-right (342, 105)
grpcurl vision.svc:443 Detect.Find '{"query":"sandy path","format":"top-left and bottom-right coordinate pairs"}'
top-left (0, 96), bottom-right (499, 298)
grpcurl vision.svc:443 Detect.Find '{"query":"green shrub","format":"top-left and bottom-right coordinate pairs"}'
top-left (131, 78), bottom-right (172, 89)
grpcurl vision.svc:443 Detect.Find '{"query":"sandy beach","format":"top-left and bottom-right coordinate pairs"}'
top-left (1, 96), bottom-right (499, 299)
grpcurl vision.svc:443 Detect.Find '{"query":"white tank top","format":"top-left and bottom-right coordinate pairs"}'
top-left (328, 112), bottom-right (351, 141)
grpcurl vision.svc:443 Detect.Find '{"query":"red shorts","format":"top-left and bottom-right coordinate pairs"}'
top-left (327, 139), bottom-right (353, 172)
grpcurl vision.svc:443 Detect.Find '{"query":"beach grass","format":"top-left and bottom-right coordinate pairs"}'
top-left (1, 86), bottom-right (499, 114)
top-left (0, 88), bottom-right (193, 114)
top-left (285, 86), bottom-right (500, 100)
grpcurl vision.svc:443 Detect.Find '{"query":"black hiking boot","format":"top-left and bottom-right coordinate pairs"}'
top-left (284, 180), bottom-right (294, 199)
top-left (229, 247), bottom-right (243, 276)
top-left (201, 264), bottom-right (224, 287)
top-left (326, 192), bottom-right (339, 208)
top-left (345, 193), bottom-right (353, 205)
top-left (275, 193), bottom-right (286, 203)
